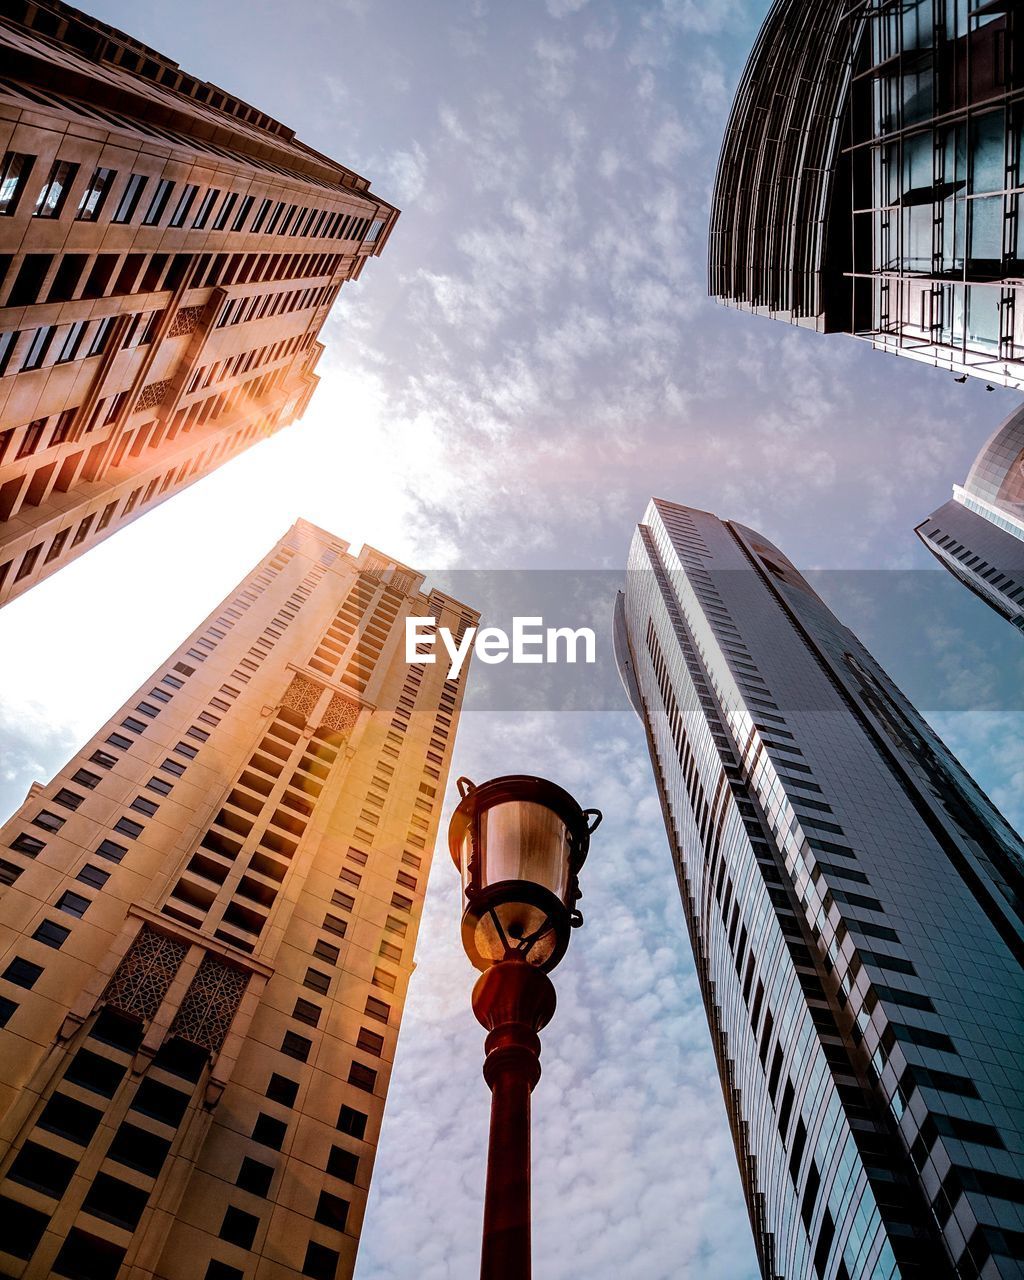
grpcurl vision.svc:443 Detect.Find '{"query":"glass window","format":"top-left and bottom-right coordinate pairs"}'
top-left (971, 111), bottom-right (1006, 194)
top-left (0, 151), bottom-right (34, 215)
top-left (112, 173), bottom-right (148, 224)
top-left (77, 167), bottom-right (116, 221)
top-left (34, 160), bottom-right (79, 218)
top-left (21, 326), bottom-right (55, 371)
top-left (212, 192), bottom-right (238, 230)
top-left (169, 183), bottom-right (198, 227)
top-left (55, 320), bottom-right (88, 364)
top-left (143, 177), bottom-right (175, 226)
top-left (192, 188), bottom-right (221, 229)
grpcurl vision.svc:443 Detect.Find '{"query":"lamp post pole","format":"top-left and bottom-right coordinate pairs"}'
top-left (448, 775), bottom-right (601, 1280)
top-left (473, 960), bottom-right (556, 1280)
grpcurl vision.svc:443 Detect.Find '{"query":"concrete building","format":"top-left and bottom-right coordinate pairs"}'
top-left (615, 498), bottom-right (1024, 1280)
top-left (0, 0), bottom-right (398, 607)
top-left (709, 2), bottom-right (1022, 388)
top-left (0, 518), bottom-right (477, 1280)
top-left (916, 399), bottom-right (1024, 632)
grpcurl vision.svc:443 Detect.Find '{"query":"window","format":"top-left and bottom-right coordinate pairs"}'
top-left (8, 1140), bottom-right (77, 1196)
top-left (356, 1028), bottom-right (384, 1057)
top-left (348, 1062), bottom-right (377, 1093)
top-left (315, 1190), bottom-right (349, 1231)
top-left (105, 732), bottom-right (132, 751)
top-left (251, 1113), bottom-right (287, 1149)
top-left (34, 159), bottom-right (79, 218)
top-left (365, 996), bottom-right (390, 1024)
top-left (232, 194), bottom-right (255, 230)
top-left (112, 173), bottom-right (148, 223)
top-left (131, 1078), bottom-right (190, 1125)
top-left (236, 1157), bottom-right (274, 1197)
top-left (0, 150), bottom-right (34, 215)
top-left (143, 177), bottom-right (174, 225)
top-left (21, 325), bottom-right (56, 370)
top-left (77, 864), bottom-right (110, 890)
top-left (219, 1206), bottom-right (259, 1248)
top-left (169, 183), bottom-right (198, 227)
top-left (0, 859), bottom-right (22, 886)
top-left (313, 939), bottom-right (339, 965)
top-left (71, 769), bottom-right (101, 790)
top-left (107, 1121), bottom-right (171, 1176)
top-left (302, 1242), bottom-right (340, 1280)
top-left (3, 957), bottom-right (43, 989)
top-left (147, 776), bottom-right (173, 796)
top-left (56, 320), bottom-right (88, 363)
top-left (57, 890), bottom-right (91, 918)
top-left (114, 817), bottom-right (143, 839)
top-left (372, 967), bottom-right (396, 993)
top-left (322, 914), bottom-right (347, 938)
top-left (292, 999), bottom-right (321, 1028)
top-left (77, 167), bottom-right (115, 221)
top-left (281, 1031), bottom-right (312, 1062)
top-left (0, 997), bottom-right (17, 1028)
top-left (304, 968), bottom-right (331, 996)
top-left (38, 1092), bottom-right (103, 1145)
top-left (65, 1047), bottom-right (125, 1096)
top-left (122, 717), bottom-right (147, 734)
top-left (54, 788), bottom-right (84, 811)
top-left (326, 1145), bottom-right (358, 1182)
top-left (193, 188), bottom-right (221, 229)
top-left (96, 839), bottom-right (127, 863)
top-left (161, 757), bottom-right (187, 776)
top-left (33, 809), bottom-right (65, 833)
top-left (336, 1105), bottom-right (367, 1140)
top-left (205, 1264), bottom-right (244, 1280)
top-left (266, 1073), bottom-right (298, 1107)
top-left (332, 890), bottom-right (355, 911)
top-left (11, 832), bottom-right (45, 856)
top-left (87, 316), bottom-right (116, 357)
top-left (82, 1173), bottom-right (148, 1237)
top-left (33, 920), bottom-right (70, 949)
top-left (130, 796), bottom-right (158, 817)
top-left (213, 192), bottom-right (238, 230)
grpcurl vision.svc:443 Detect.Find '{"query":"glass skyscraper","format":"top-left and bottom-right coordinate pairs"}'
top-left (709, 1), bottom-right (1022, 388)
top-left (916, 399), bottom-right (1024, 631)
top-left (615, 498), bottom-right (1024, 1280)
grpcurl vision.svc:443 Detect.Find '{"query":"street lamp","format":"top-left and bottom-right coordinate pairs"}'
top-left (449, 774), bottom-right (602, 1280)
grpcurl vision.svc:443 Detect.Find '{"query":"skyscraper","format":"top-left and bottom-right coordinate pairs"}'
top-left (0, 0), bottom-right (398, 608)
top-left (916, 399), bottom-right (1024, 632)
top-left (0, 518), bottom-right (477, 1280)
top-left (615, 498), bottom-right (1024, 1280)
top-left (709, 2), bottom-right (1022, 389)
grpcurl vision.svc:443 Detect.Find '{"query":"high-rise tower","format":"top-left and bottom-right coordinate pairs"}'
top-left (0, 518), bottom-right (477, 1280)
top-left (709, 2), bottom-right (1022, 389)
top-left (0, 0), bottom-right (398, 607)
top-left (916, 399), bottom-right (1024, 632)
top-left (615, 498), bottom-right (1024, 1280)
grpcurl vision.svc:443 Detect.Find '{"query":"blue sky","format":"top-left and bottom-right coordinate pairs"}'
top-left (1, 1), bottom-right (1022, 1276)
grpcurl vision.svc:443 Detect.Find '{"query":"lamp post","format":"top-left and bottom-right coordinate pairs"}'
top-left (449, 774), bottom-right (602, 1280)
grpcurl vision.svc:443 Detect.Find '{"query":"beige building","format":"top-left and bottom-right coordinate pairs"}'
top-left (0, 518), bottom-right (477, 1280)
top-left (0, 1), bottom-right (398, 607)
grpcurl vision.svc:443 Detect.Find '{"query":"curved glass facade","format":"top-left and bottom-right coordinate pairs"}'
top-left (710, 0), bottom-right (1023, 389)
top-left (916, 402), bottom-right (1024, 632)
top-left (619, 499), bottom-right (1024, 1279)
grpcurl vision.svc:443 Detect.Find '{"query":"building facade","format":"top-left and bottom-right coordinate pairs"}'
top-left (709, 1), bottom-right (1022, 388)
top-left (0, 0), bottom-right (398, 608)
top-left (615, 498), bottom-right (1024, 1280)
top-left (0, 518), bottom-right (477, 1280)
top-left (916, 399), bottom-right (1024, 631)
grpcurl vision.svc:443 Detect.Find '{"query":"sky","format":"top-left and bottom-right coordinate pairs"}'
top-left (1, 1), bottom-right (1023, 1277)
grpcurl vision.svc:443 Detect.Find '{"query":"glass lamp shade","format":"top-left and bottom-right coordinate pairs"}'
top-left (449, 775), bottom-right (601, 972)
